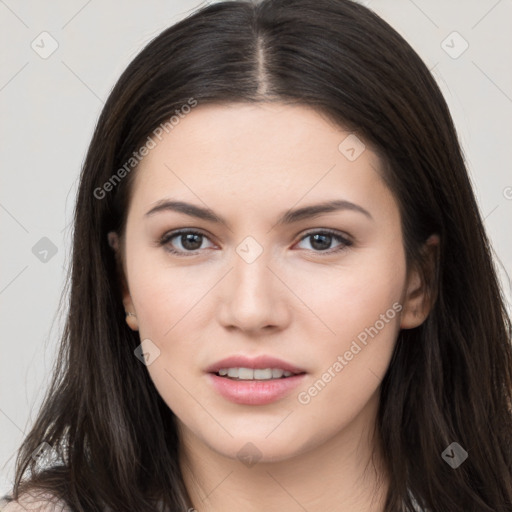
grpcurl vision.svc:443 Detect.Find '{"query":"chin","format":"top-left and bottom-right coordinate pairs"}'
top-left (198, 427), bottom-right (319, 465)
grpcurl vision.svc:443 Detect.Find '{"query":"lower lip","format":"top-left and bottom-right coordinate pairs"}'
top-left (207, 373), bottom-right (306, 405)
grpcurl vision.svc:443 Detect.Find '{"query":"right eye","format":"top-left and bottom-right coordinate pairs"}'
top-left (159, 229), bottom-right (215, 256)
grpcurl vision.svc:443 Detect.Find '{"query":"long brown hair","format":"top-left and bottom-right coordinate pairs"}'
top-left (6, 0), bottom-right (512, 510)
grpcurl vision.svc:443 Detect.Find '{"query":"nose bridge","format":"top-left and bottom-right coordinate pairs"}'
top-left (219, 233), bottom-right (285, 330)
top-left (232, 233), bottom-right (275, 298)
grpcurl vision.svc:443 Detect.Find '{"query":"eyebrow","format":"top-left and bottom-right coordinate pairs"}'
top-left (145, 199), bottom-right (373, 226)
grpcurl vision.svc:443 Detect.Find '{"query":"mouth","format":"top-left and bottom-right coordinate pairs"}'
top-left (212, 367), bottom-right (306, 381)
top-left (205, 355), bottom-right (307, 404)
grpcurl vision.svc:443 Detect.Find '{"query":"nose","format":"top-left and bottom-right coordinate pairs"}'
top-left (217, 247), bottom-right (291, 334)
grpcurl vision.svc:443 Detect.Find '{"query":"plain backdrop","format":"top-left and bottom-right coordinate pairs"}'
top-left (1, 0), bottom-right (511, 496)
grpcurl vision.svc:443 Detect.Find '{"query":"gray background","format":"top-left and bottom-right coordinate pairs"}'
top-left (1, 0), bottom-right (511, 495)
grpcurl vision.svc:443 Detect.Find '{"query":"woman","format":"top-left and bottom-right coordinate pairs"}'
top-left (2, 0), bottom-right (512, 510)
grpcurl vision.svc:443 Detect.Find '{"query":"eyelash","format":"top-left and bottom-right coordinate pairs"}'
top-left (158, 228), bottom-right (353, 257)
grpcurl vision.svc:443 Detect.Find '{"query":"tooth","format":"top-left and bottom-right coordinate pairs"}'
top-left (238, 367), bottom-right (254, 380)
top-left (254, 368), bottom-right (273, 379)
top-left (218, 367), bottom-right (295, 380)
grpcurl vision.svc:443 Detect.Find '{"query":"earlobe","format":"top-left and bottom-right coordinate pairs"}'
top-left (108, 231), bottom-right (139, 331)
top-left (108, 231), bottom-right (119, 251)
top-left (123, 291), bottom-right (139, 331)
top-left (124, 305), bottom-right (139, 331)
top-left (121, 280), bottom-right (139, 332)
top-left (400, 270), bottom-right (427, 329)
top-left (400, 234), bottom-right (440, 329)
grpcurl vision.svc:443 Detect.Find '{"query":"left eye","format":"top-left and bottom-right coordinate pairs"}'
top-left (159, 229), bottom-right (352, 256)
top-left (296, 230), bottom-right (352, 253)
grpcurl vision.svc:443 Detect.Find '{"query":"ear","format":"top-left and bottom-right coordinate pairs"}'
top-left (400, 234), bottom-right (440, 329)
top-left (108, 231), bottom-right (139, 331)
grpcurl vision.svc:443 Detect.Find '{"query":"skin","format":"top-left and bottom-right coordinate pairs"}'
top-left (109, 102), bottom-right (438, 512)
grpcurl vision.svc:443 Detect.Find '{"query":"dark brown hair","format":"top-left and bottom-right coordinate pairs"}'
top-left (5, 0), bottom-right (512, 510)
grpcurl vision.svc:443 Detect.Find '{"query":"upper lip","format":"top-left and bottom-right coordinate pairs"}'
top-left (205, 355), bottom-right (306, 375)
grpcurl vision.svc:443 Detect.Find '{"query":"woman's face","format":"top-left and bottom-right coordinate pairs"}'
top-left (117, 102), bottom-right (427, 463)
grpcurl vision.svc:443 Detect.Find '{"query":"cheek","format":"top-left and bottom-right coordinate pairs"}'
top-left (129, 264), bottom-right (209, 416)
top-left (294, 289), bottom-right (401, 440)
top-left (294, 241), bottom-right (406, 341)
top-left (127, 257), bottom-right (214, 401)
top-left (128, 248), bottom-right (207, 340)
top-left (294, 244), bottom-right (405, 401)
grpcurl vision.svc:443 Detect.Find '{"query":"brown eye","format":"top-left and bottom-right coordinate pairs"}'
top-left (158, 228), bottom-right (352, 257)
top-left (159, 229), bottom-right (214, 256)
top-left (296, 230), bottom-right (353, 254)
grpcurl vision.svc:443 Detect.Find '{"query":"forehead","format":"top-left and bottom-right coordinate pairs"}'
top-left (128, 102), bottom-right (393, 220)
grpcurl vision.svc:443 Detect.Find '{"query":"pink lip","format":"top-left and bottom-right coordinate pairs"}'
top-left (205, 354), bottom-right (307, 406)
top-left (205, 355), bottom-right (306, 375)
top-left (207, 373), bottom-right (306, 405)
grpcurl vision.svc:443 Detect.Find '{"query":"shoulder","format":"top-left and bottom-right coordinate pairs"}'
top-left (0, 491), bottom-right (71, 511)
